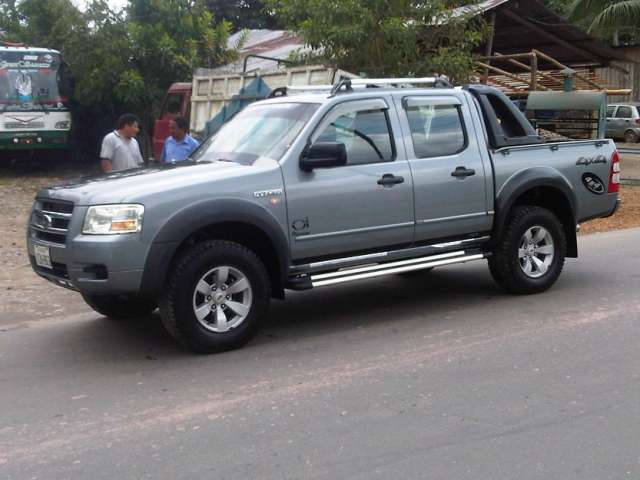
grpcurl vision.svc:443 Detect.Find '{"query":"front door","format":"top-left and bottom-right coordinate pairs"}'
top-left (284, 98), bottom-right (415, 261)
top-left (396, 94), bottom-right (491, 242)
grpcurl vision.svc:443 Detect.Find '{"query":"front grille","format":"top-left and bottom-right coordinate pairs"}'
top-left (30, 198), bottom-right (74, 247)
top-left (4, 122), bottom-right (45, 129)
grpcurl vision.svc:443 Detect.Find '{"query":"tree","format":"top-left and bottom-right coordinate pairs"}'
top-left (0, 0), bottom-right (238, 158)
top-left (266, 0), bottom-right (487, 82)
top-left (569, 0), bottom-right (640, 44)
top-left (120, 0), bottom-right (236, 152)
top-left (542, 0), bottom-right (574, 16)
top-left (204, 0), bottom-right (281, 30)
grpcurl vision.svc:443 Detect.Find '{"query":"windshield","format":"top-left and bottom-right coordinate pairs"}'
top-left (0, 51), bottom-right (69, 112)
top-left (191, 102), bottom-right (319, 165)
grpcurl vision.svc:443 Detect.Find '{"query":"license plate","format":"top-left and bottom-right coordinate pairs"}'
top-left (34, 244), bottom-right (53, 269)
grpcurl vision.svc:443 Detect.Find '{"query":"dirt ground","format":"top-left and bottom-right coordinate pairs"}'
top-left (0, 168), bottom-right (92, 326)
top-left (620, 152), bottom-right (640, 180)
top-left (1, 158), bottom-right (639, 327)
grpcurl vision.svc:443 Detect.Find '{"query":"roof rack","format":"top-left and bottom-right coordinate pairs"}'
top-left (267, 75), bottom-right (453, 98)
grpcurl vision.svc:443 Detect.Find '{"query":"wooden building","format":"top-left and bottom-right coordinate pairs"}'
top-left (468, 0), bottom-right (634, 98)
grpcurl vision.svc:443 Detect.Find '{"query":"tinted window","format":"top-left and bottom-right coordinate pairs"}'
top-left (606, 106), bottom-right (616, 117)
top-left (616, 106), bottom-right (633, 118)
top-left (316, 108), bottom-right (394, 165)
top-left (406, 104), bottom-right (466, 158)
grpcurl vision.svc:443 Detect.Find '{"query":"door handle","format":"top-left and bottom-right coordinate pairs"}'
top-left (451, 166), bottom-right (476, 178)
top-left (377, 174), bottom-right (405, 186)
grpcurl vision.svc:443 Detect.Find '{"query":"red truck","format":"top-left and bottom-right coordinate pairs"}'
top-left (152, 82), bottom-right (191, 160)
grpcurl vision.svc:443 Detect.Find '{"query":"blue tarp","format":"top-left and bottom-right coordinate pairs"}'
top-left (204, 77), bottom-right (272, 138)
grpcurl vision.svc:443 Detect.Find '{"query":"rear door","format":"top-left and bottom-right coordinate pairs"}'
top-left (284, 98), bottom-right (415, 261)
top-left (395, 93), bottom-right (492, 242)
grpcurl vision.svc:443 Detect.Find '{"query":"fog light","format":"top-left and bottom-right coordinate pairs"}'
top-left (37, 137), bottom-right (42, 143)
top-left (13, 138), bottom-right (19, 144)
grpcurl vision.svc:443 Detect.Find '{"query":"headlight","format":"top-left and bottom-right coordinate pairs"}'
top-left (55, 121), bottom-right (71, 129)
top-left (82, 204), bottom-right (144, 234)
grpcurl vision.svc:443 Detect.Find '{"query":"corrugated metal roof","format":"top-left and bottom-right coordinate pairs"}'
top-left (209, 29), bottom-right (307, 74)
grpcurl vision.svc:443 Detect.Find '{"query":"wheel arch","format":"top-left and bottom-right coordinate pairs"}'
top-left (494, 169), bottom-right (578, 258)
top-left (140, 199), bottom-right (289, 299)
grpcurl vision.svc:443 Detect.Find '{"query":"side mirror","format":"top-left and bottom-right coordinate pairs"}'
top-left (300, 142), bottom-right (347, 172)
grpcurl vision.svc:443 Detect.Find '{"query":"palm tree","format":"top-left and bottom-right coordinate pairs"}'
top-left (570, 0), bottom-right (640, 37)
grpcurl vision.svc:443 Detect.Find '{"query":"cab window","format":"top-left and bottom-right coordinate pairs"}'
top-left (315, 107), bottom-right (394, 165)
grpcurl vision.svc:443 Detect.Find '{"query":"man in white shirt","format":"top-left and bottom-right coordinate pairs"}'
top-left (100, 113), bottom-right (144, 172)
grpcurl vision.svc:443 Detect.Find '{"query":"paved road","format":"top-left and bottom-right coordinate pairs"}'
top-left (1, 229), bottom-right (639, 480)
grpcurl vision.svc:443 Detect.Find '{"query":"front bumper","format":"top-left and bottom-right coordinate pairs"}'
top-left (0, 131), bottom-right (70, 150)
top-left (27, 204), bottom-right (150, 295)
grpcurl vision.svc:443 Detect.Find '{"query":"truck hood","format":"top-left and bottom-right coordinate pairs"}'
top-left (37, 161), bottom-right (250, 205)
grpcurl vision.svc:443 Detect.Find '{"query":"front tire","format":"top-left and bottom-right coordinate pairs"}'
top-left (489, 206), bottom-right (566, 294)
top-left (159, 240), bottom-right (270, 353)
top-left (82, 294), bottom-right (157, 319)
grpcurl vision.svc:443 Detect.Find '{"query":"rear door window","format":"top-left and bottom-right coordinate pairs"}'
top-left (606, 106), bottom-right (616, 117)
top-left (403, 98), bottom-right (467, 158)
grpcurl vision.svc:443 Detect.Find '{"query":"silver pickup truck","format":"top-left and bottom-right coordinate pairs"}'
top-left (27, 79), bottom-right (621, 353)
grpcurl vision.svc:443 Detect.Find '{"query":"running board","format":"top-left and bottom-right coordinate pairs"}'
top-left (308, 250), bottom-right (487, 288)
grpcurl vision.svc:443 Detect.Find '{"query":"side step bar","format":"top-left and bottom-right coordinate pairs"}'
top-left (308, 250), bottom-right (487, 288)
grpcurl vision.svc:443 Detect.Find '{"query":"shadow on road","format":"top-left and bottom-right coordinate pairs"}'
top-left (35, 264), bottom-right (510, 366)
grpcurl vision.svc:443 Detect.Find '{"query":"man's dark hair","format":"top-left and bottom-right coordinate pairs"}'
top-left (117, 113), bottom-right (140, 129)
top-left (173, 115), bottom-right (188, 131)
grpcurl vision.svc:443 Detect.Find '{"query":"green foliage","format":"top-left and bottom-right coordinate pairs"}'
top-left (0, 0), bottom-right (237, 151)
top-left (542, 0), bottom-right (574, 16)
top-left (266, 0), bottom-right (488, 82)
top-left (204, 0), bottom-right (281, 29)
top-left (569, 0), bottom-right (640, 44)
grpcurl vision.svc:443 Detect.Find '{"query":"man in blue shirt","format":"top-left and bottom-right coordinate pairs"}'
top-left (161, 116), bottom-right (200, 163)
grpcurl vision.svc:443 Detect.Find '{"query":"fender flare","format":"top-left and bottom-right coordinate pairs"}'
top-left (140, 198), bottom-right (290, 296)
top-left (493, 168), bottom-right (578, 256)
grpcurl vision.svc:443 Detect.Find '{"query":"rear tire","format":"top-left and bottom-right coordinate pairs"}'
top-left (82, 294), bottom-right (157, 319)
top-left (489, 206), bottom-right (566, 294)
top-left (159, 240), bottom-right (270, 354)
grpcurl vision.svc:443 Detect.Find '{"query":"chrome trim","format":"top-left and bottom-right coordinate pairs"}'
top-left (312, 251), bottom-right (465, 281)
top-left (294, 221), bottom-right (414, 241)
top-left (30, 224), bottom-right (68, 234)
top-left (417, 212), bottom-right (492, 225)
top-left (308, 251), bottom-right (390, 269)
top-left (432, 235), bottom-right (491, 249)
top-left (39, 209), bottom-right (72, 219)
top-left (311, 253), bottom-right (486, 287)
top-left (291, 234), bottom-right (491, 273)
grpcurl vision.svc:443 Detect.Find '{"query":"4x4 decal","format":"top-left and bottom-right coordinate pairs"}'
top-left (582, 173), bottom-right (606, 195)
top-left (576, 155), bottom-right (607, 166)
